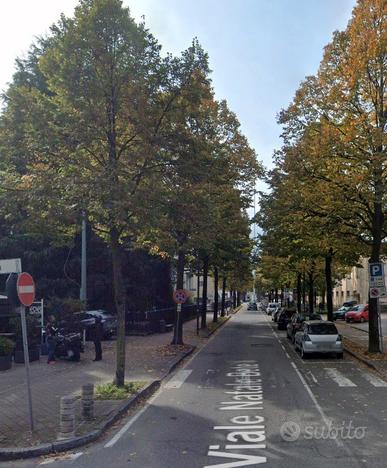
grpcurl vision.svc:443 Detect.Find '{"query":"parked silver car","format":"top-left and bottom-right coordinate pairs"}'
top-left (294, 320), bottom-right (343, 359)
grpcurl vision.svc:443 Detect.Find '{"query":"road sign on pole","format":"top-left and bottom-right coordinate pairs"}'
top-left (369, 262), bottom-right (385, 289)
top-left (173, 289), bottom-right (188, 304)
top-left (16, 273), bottom-right (36, 432)
top-left (17, 273), bottom-right (36, 306)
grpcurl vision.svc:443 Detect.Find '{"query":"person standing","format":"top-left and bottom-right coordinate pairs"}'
top-left (45, 315), bottom-right (58, 364)
top-left (93, 316), bottom-right (103, 361)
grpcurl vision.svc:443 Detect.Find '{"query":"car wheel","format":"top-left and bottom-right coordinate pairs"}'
top-left (360, 317), bottom-right (365, 323)
top-left (337, 353), bottom-right (343, 359)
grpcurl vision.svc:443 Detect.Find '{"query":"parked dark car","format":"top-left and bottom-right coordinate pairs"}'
top-left (286, 312), bottom-right (322, 342)
top-left (273, 308), bottom-right (283, 322)
top-left (277, 309), bottom-right (295, 330)
top-left (75, 310), bottom-right (117, 340)
top-left (333, 306), bottom-right (351, 320)
top-left (247, 302), bottom-right (258, 311)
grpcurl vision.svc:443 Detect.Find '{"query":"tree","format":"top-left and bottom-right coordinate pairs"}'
top-left (279, 0), bottom-right (386, 351)
top-left (0, 0), bottom-right (217, 384)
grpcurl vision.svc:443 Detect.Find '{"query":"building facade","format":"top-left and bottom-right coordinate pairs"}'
top-left (332, 258), bottom-right (387, 307)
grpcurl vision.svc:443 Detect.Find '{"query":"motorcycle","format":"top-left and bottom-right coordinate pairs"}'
top-left (55, 330), bottom-right (83, 362)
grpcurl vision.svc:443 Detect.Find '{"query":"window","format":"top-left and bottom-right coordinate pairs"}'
top-left (308, 323), bottom-right (338, 335)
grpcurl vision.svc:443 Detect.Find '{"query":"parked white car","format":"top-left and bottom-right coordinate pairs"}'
top-left (294, 320), bottom-right (343, 359)
top-left (266, 302), bottom-right (279, 315)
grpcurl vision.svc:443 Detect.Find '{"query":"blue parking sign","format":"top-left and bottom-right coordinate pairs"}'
top-left (369, 263), bottom-right (384, 279)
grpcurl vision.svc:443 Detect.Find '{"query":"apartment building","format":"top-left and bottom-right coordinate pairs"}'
top-left (332, 258), bottom-right (387, 307)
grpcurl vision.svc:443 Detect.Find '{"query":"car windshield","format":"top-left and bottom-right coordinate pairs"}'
top-left (350, 304), bottom-right (365, 312)
top-left (308, 323), bottom-right (338, 335)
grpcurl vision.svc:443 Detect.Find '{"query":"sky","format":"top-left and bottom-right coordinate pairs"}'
top-left (0, 0), bottom-right (357, 172)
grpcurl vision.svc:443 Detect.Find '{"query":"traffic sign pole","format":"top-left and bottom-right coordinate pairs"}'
top-left (15, 273), bottom-right (36, 432)
top-left (20, 305), bottom-right (34, 432)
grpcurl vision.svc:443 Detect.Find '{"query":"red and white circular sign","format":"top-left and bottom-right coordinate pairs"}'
top-left (17, 272), bottom-right (36, 307)
top-left (173, 289), bottom-right (188, 304)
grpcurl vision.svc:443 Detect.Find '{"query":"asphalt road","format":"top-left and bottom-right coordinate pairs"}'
top-left (8, 308), bottom-right (387, 468)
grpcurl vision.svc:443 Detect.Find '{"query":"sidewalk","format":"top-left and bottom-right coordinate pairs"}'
top-left (336, 321), bottom-right (387, 378)
top-left (0, 311), bottom-right (226, 451)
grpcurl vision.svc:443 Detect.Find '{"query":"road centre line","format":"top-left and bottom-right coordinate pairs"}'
top-left (164, 369), bottom-right (193, 389)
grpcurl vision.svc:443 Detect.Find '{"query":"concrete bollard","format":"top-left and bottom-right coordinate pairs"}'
top-left (58, 395), bottom-right (76, 440)
top-left (82, 383), bottom-right (94, 420)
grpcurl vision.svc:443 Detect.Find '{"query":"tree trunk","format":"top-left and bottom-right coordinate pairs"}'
top-left (201, 256), bottom-right (209, 329)
top-left (221, 276), bottom-right (226, 317)
top-left (237, 291), bottom-right (241, 307)
top-left (368, 183), bottom-right (384, 353)
top-left (232, 290), bottom-right (237, 309)
top-left (321, 287), bottom-right (326, 308)
top-left (297, 273), bottom-right (302, 314)
top-left (213, 267), bottom-right (219, 323)
top-left (171, 249), bottom-right (185, 345)
top-left (325, 249), bottom-right (333, 322)
top-left (274, 288), bottom-right (278, 303)
top-left (308, 269), bottom-right (314, 315)
top-left (302, 273), bottom-right (306, 312)
top-left (110, 228), bottom-right (126, 387)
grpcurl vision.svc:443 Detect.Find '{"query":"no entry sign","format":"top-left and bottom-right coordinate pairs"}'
top-left (17, 272), bottom-right (36, 307)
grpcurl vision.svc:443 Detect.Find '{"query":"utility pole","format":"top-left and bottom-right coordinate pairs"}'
top-left (80, 211), bottom-right (87, 303)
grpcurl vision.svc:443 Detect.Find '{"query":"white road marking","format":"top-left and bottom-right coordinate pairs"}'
top-left (325, 368), bottom-right (356, 387)
top-left (164, 369), bottom-right (193, 389)
top-left (265, 314), bottom-right (342, 447)
top-left (105, 314), bottom-right (230, 450)
top-left (291, 362), bottom-right (342, 448)
top-left (104, 391), bottom-right (160, 448)
top-left (361, 371), bottom-right (387, 387)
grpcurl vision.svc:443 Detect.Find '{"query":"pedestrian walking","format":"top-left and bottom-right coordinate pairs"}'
top-left (45, 315), bottom-right (58, 364)
top-left (93, 316), bottom-right (103, 361)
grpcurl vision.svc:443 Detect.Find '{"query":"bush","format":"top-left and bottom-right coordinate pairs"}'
top-left (0, 337), bottom-right (14, 356)
top-left (9, 315), bottom-right (41, 348)
top-left (95, 381), bottom-right (145, 400)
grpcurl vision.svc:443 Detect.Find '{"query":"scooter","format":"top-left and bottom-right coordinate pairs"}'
top-left (55, 330), bottom-right (83, 362)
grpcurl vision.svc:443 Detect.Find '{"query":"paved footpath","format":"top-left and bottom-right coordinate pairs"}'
top-left (0, 313), bottom-right (216, 448)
